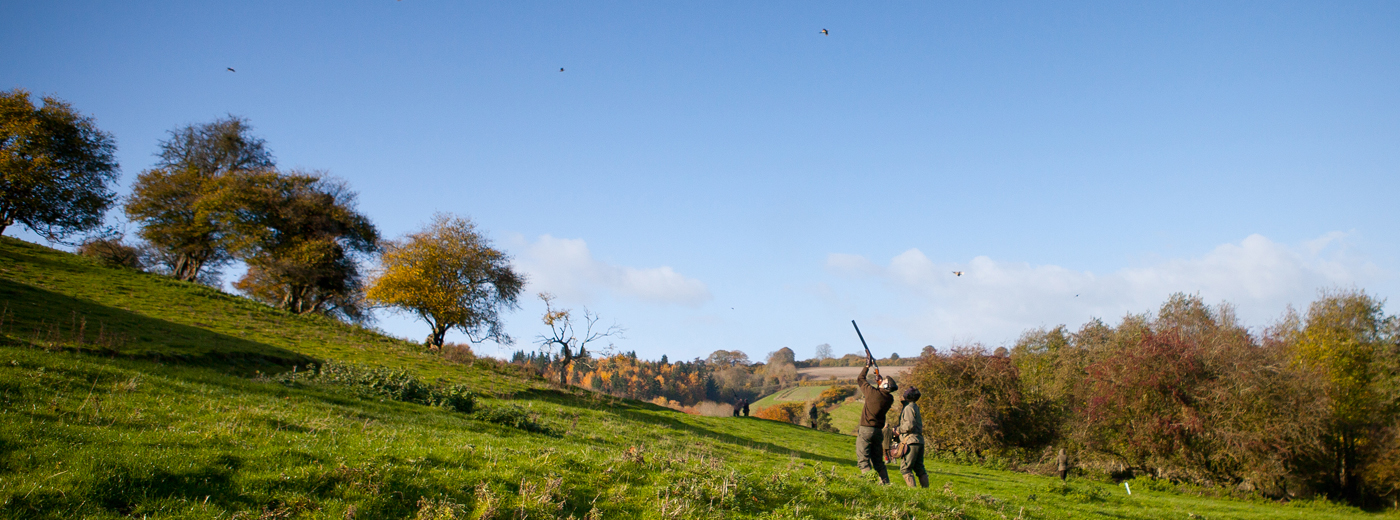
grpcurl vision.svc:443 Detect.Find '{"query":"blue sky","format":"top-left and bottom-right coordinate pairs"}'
top-left (4, 1), bottom-right (1398, 362)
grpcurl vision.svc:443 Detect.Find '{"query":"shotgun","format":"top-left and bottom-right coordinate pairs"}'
top-left (851, 320), bottom-right (881, 380)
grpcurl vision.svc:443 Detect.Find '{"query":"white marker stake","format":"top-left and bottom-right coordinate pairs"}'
top-left (1124, 482), bottom-right (1132, 495)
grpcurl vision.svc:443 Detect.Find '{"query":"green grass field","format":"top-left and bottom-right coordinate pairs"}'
top-left (828, 400), bottom-right (865, 436)
top-left (0, 236), bottom-right (1390, 519)
top-left (750, 386), bottom-right (831, 412)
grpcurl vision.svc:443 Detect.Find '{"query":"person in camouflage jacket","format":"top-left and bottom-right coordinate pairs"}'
top-left (896, 387), bottom-right (928, 488)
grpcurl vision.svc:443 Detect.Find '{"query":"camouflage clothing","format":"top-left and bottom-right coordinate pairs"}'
top-left (897, 397), bottom-right (928, 485)
top-left (897, 400), bottom-right (924, 446)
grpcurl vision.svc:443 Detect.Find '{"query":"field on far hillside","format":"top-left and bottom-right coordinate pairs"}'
top-left (830, 400), bottom-right (866, 435)
top-left (750, 385), bottom-right (831, 412)
top-left (797, 365), bottom-right (913, 381)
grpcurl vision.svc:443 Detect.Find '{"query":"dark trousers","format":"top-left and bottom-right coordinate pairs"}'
top-left (900, 443), bottom-right (927, 479)
top-left (856, 426), bottom-right (890, 484)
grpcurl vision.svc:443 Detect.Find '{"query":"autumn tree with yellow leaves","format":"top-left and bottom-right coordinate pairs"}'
top-left (365, 214), bottom-right (525, 349)
top-left (1285, 288), bottom-right (1399, 501)
top-left (1, 89), bottom-right (120, 241)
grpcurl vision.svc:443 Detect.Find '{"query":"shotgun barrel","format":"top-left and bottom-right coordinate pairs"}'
top-left (851, 320), bottom-right (881, 380)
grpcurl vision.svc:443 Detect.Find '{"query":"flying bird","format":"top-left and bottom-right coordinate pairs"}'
top-left (226, 67), bottom-right (235, 72)
top-left (952, 271), bottom-right (963, 277)
top-left (559, 68), bottom-right (565, 72)
top-left (820, 29), bottom-right (829, 36)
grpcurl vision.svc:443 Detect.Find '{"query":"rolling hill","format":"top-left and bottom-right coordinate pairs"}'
top-left (0, 236), bottom-right (1382, 519)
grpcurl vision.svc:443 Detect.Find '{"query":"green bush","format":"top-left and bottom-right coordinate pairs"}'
top-left (272, 361), bottom-right (475, 413)
top-left (1042, 480), bottom-right (1109, 503)
top-left (472, 404), bottom-right (552, 434)
top-left (77, 237), bottom-right (145, 270)
top-left (473, 403), bottom-right (554, 434)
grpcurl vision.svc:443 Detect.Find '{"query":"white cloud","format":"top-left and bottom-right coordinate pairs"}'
top-left (826, 233), bottom-right (1384, 345)
top-left (514, 235), bottom-right (711, 306)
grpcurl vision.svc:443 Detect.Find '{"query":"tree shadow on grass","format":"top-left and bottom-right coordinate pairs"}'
top-left (0, 279), bottom-right (313, 374)
top-left (513, 387), bottom-right (852, 466)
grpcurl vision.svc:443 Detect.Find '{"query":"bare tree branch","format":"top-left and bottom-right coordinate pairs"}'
top-left (535, 292), bottom-right (624, 386)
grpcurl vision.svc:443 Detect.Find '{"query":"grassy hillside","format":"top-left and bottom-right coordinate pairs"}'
top-left (750, 386), bottom-right (831, 412)
top-left (0, 237), bottom-right (1388, 519)
top-left (828, 400), bottom-right (865, 436)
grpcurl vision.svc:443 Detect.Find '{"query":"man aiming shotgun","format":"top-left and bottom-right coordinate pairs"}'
top-left (852, 320), bottom-right (896, 485)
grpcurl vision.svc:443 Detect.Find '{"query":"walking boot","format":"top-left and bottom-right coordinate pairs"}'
top-left (918, 474), bottom-right (929, 488)
top-left (903, 474), bottom-right (918, 487)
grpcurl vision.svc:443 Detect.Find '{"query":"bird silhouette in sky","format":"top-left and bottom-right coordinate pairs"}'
top-left (559, 68), bottom-right (565, 72)
top-left (226, 67), bottom-right (235, 72)
top-left (821, 29), bottom-right (829, 36)
top-left (952, 271), bottom-right (963, 277)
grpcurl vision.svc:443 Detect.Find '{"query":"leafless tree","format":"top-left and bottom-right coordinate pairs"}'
top-left (535, 292), bottom-right (623, 387)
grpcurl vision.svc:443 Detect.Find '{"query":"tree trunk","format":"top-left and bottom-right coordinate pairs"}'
top-left (557, 343), bottom-right (585, 387)
top-left (172, 254), bottom-right (205, 282)
top-left (428, 321), bottom-right (448, 350)
top-left (0, 207), bottom-right (13, 235)
top-left (1341, 430), bottom-right (1358, 501)
top-left (558, 344), bottom-right (572, 387)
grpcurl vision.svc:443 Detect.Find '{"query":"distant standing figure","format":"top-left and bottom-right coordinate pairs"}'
top-left (807, 403), bottom-right (819, 428)
top-left (1057, 448), bottom-right (1069, 481)
top-left (741, 399), bottom-right (750, 417)
top-left (897, 387), bottom-right (928, 488)
top-left (855, 359), bottom-right (896, 485)
top-left (732, 402), bottom-right (740, 417)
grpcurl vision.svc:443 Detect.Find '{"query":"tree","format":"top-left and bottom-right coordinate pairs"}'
top-left (706, 350), bottom-right (750, 367)
top-left (536, 293), bottom-right (622, 386)
top-left (814, 343), bottom-right (833, 360)
top-left (77, 236), bottom-right (145, 270)
top-left (767, 347), bottom-right (795, 366)
top-left (204, 170), bottom-right (378, 321)
top-left (1288, 288), bottom-right (1398, 500)
top-left (765, 347), bottom-right (797, 385)
top-left (125, 116), bottom-right (273, 281)
top-left (154, 115), bottom-right (273, 175)
top-left (906, 343), bottom-right (1039, 454)
top-left (0, 89), bottom-right (119, 240)
top-left (366, 213), bottom-right (524, 347)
